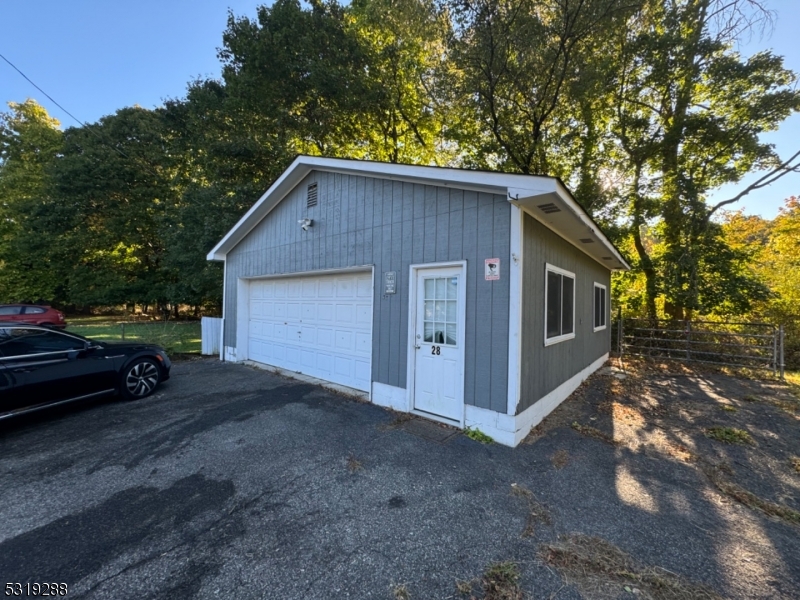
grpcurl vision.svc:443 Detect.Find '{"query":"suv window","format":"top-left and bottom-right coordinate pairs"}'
top-left (0, 327), bottom-right (85, 357)
top-left (0, 306), bottom-right (22, 316)
top-left (23, 306), bottom-right (47, 314)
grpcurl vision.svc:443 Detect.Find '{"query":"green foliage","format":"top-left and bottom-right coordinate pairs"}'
top-left (464, 427), bottom-right (494, 444)
top-left (704, 427), bottom-right (754, 445)
top-left (0, 99), bottom-right (64, 302)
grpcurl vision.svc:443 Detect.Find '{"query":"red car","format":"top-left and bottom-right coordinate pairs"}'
top-left (0, 305), bottom-right (67, 328)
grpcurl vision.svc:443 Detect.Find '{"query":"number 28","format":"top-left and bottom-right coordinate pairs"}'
top-left (431, 345), bottom-right (441, 355)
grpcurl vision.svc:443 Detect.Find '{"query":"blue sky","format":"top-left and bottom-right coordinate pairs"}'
top-left (2, 0), bottom-right (798, 219)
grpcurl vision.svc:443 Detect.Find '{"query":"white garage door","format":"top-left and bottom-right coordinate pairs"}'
top-left (247, 271), bottom-right (373, 391)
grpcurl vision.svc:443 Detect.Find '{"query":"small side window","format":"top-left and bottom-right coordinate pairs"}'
top-left (0, 306), bottom-right (22, 316)
top-left (23, 306), bottom-right (47, 314)
top-left (545, 264), bottom-right (576, 345)
top-left (593, 283), bottom-right (607, 331)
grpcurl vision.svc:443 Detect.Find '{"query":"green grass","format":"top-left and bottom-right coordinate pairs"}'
top-left (704, 427), bottom-right (753, 445)
top-left (66, 321), bottom-right (201, 354)
top-left (465, 427), bottom-right (494, 444)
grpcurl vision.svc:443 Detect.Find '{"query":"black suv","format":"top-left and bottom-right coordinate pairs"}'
top-left (0, 323), bottom-right (171, 420)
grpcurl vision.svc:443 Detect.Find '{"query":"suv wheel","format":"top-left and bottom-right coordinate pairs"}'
top-left (121, 358), bottom-right (161, 400)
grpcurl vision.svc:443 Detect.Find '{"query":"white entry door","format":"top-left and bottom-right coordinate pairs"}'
top-left (247, 271), bottom-right (373, 391)
top-left (412, 265), bottom-right (465, 423)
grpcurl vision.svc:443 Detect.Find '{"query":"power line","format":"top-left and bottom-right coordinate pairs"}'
top-left (0, 51), bottom-right (157, 175)
top-left (0, 51), bottom-right (92, 131)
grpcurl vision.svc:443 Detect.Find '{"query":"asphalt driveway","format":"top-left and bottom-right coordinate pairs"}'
top-left (1, 358), bottom-right (798, 599)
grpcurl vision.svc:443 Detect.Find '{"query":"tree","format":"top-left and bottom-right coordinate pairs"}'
top-left (447, 0), bottom-right (635, 183)
top-left (0, 99), bottom-right (64, 302)
top-left (610, 0), bottom-right (800, 319)
top-left (723, 197), bottom-right (800, 366)
top-left (219, 0), bottom-right (373, 157)
top-left (348, 0), bottom-right (453, 164)
top-left (51, 107), bottom-right (177, 308)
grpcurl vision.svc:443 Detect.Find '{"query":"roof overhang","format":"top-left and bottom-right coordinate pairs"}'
top-left (206, 156), bottom-right (630, 271)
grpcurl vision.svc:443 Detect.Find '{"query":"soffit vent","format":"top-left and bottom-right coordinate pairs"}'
top-left (537, 202), bottom-right (561, 214)
top-left (307, 183), bottom-right (318, 208)
top-left (579, 238), bottom-right (594, 244)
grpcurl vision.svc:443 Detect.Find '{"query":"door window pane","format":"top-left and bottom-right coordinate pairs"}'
top-left (0, 306), bottom-right (22, 316)
top-left (424, 279), bottom-right (435, 300)
top-left (447, 278), bottom-right (457, 299)
top-left (446, 301), bottom-right (457, 322)
top-left (422, 276), bottom-right (458, 346)
top-left (23, 306), bottom-right (46, 314)
top-left (424, 301), bottom-right (434, 321)
top-left (434, 301), bottom-right (446, 321)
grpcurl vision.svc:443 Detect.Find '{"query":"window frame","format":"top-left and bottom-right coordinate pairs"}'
top-left (544, 263), bottom-right (576, 346)
top-left (593, 282), bottom-right (607, 332)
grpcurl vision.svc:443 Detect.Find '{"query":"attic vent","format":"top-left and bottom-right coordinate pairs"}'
top-left (537, 202), bottom-right (561, 214)
top-left (307, 183), bottom-right (318, 208)
top-left (602, 256), bottom-right (612, 260)
top-left (579, 238), bottom-right (594, 244)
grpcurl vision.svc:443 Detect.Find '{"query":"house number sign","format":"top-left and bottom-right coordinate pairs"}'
top-left (384, 271), bottom-right (397, 294)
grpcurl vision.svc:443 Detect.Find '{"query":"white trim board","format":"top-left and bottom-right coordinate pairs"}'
top-left (372, 382), bottom-right (408, 412)
top-left (466, 353), bottom-right (609, 447)
top-left (506, 203), bottom-right (523, 416)
top-left (543, 262), bottom-right (576, 346)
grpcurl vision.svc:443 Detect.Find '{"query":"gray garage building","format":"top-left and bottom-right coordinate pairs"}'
top-left (207, 156), bottom-right (629, 446)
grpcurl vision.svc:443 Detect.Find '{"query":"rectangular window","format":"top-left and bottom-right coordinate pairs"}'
top-left (422, 276), bottom-right (458, 346)
top-left (593, 283), bottom-right (607, 331)
top-left (544, 264), bottom-right (576, 345)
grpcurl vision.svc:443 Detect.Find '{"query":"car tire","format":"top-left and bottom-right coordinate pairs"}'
top-left (120, 357), bottom-right (162, 400)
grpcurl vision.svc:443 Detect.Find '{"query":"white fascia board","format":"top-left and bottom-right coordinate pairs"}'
top-left (509, 184), bottom-right (631, 272)
top-left (206, 155), bottom-right (311, 260)
top-left (552, 180), bottom-right (631, 270)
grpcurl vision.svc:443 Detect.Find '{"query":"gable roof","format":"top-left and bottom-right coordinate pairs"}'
top-left (207, 155), bottom-right (630, 271)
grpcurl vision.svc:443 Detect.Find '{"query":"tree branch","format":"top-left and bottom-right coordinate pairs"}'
top-left (706, 148), bottom-right (800, 220)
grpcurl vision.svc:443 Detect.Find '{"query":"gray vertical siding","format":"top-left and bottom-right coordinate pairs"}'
top-left (519, 213), bottom-right (611, 413)
top-left (224, 171), bottom-right (510, 411)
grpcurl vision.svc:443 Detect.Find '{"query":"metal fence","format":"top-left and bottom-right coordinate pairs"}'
top-left (612, 314), bottom-right (785, 378)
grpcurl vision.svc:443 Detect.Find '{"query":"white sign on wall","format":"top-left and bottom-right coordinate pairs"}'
top-left (485, 258), bottom-right (500, 281)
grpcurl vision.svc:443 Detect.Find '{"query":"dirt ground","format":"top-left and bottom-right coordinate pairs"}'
top-left (526, 356), bottom-right (800, 599)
